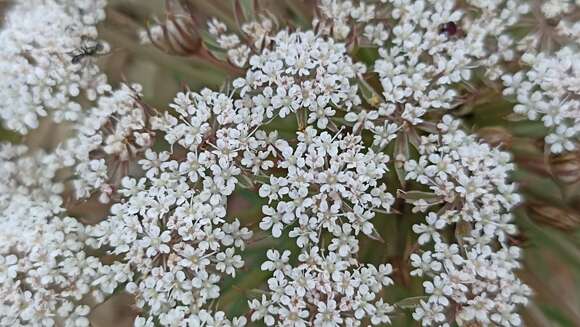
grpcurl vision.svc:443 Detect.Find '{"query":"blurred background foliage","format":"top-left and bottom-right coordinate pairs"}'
top-left (2, 0), bottom-right (579, 326)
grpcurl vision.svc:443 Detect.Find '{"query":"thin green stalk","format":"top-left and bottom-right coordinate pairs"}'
top-left (100, 27), bottom-right (227, 87)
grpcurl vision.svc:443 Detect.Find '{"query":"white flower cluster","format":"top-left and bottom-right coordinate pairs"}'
top-left (60, 83), bottom-right (152, 203)
top-left (217, 24), bottom-right (399, 325)
top-left (466, 0), bottom-right (530, 80)
top-left (503, 47), bottom-right (579, 153)
top-left (556, 10), bottom-right (580, 42)
top-left (540, 0), bottom-right (576, 19)
top-left (234, 30), bottom-right (364, 127)
top-left (88, 89), bottom-right (264, 326)
top-left (492, 1), bottom-right (580, 154)
top-left (404, 116), bottom-right (531, 326)
top-left (0, 144), bottom-right (106, 327)
top-left (249, 129), bottom-right (396, 325)
top-left (373, 0), bottom-right (529, 125)
top-left (251, 248), bottom-right (395, 326)
top-left (258, 129), bottom-right (393, 246)
top-left (0, 0), bottom-right (107, 134)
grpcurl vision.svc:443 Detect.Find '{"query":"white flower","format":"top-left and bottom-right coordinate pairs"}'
top-left (413, 212), bottom-right (446, 245)
top-left (410, 251), bottom-right (442, 277)
top-left (424, 275), bottom-right (453, 306)
top-left (141, 225), bottom-right (171, 257)
top-left (315, 300), bottom-right (343, 326)
top-left (260, 249), bottom-right (291, 278)
top-left (216, 248), bottom-right (244, 277)
top-left (412, 300), bottom-right (446, 326)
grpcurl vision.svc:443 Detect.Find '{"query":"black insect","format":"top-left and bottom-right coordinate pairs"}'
top-left (439, 22), bottom-right (459, 37)
top-left (69, 41), bottom-right (105, 64)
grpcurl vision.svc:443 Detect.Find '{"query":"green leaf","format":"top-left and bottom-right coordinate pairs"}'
top-left (395, 296), bottom-right (428, 309)
top-left (394, 132), bottom-right (410, 188)
top-left (397, 190), bottom-right (440, 202)
top-left (358, 77), bottom-right (382, 107)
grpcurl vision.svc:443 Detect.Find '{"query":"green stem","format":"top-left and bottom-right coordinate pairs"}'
top-left (100, 27), bottom-right (226, 88)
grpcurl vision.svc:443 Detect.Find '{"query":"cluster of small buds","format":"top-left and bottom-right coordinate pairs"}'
top-left (404, 116), bottom-right (531, 326)
top-left (250, 248), bottom-right (395, 326)
top-left (0, 144), bottom-right (106, 327)
top-left (87, 89), bottom-right (263, 325)
top-left (233, 30), bottom-right (364, 127)
top-left (0, 0), bottom-right (108, 134)
top-left (58, 83), bottom-right (153, 203)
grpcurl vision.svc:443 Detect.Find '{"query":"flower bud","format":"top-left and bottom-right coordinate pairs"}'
top-left (549, 152), bottom-right (580, 184)
top-left (477, 127), bottom-right (513, 148)
top-left (528, 203), bottom-right (580, 231)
